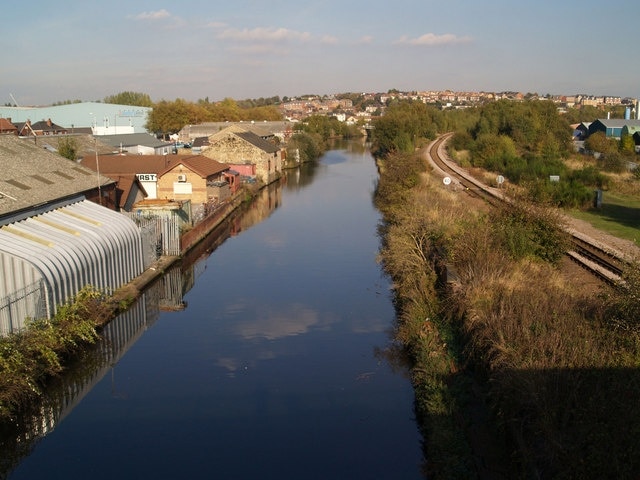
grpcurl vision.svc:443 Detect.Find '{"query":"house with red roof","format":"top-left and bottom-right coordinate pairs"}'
top-left (0, 118), bottom-right (18, 135)
top-left (156, 156), bottom-right (232, 205)
top-left (16, 118), bottom-right (68, 136)
top-left (81, 153), bottom-right (233, 210)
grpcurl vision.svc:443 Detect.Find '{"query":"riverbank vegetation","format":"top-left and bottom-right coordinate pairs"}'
top-left (294, 114), bottom-right (365, 140)
top-left (373, 100), bottom-right (640, 478)
top-left (283, 115), bottom-right (366, 167)
top-left (284, 131), bottom-right (324, 166)
top-left (0, 287), bottom-right (122, 421)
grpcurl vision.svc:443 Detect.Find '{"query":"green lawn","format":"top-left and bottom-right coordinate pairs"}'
top-left (568, 191), bottom-right (640, 247)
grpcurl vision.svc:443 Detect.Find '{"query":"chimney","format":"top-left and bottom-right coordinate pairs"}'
top-left (47, 118), bottom-right (52, 127)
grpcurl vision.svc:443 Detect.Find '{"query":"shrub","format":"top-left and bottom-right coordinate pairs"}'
top-left (600, 152), bottom-right (626, 173)
top-left (489, 200), bottom-right (569, 263)
top-left (57, 136), bottom-right (78, 161)
top-left (286, 132), bottom-right (324, 164)
top-left (0, 286), bottom-right (103, 420)
top-left (602, 262), bottom-right (640, 332)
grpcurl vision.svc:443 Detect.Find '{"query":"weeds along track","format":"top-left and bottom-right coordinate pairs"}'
top-left (426, 134), bottom-right (626, 284)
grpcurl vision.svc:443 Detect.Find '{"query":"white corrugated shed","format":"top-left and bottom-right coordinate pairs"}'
top-left (0, 199), bottom-right (144, 335)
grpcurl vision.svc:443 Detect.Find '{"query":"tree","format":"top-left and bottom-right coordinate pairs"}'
top-left (470, 99), bottom-right (571, 157)
top-left (372, 100), bottom-right (441, 155)
top-left (584, 131), bottom-right (617, 155)
top-left (619, 133), bottom-right (636, 155)
top-left (57, 136), bottom-right (78, 161)
top-left (472, 133), bottom-right (518, 170)
top-left (563, 105), bottom-right (604, 124)
top-left (104, 91), bottom-right (153, 107)
top-left (148, 98), bottom-right (210, 138)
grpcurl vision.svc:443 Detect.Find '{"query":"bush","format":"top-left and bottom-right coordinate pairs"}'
top-left (489, 200), bottom-right (569, 263)
top-left (449, 131), bottom-right (474, 151)
top-left (0, 286), bottom-right (103, 420)
top-left (569, 165), bottom-right (609, 190)
top-left (374, 152), bottom-right (426, 216)
top-left (600, 152), bottom-right (626, 173)
top-left (602, 262), bottom-right (640, 332)
top-left (286, 132), bottom-right (324, 164)
top-left (57, 136), bottom-right (78, 161)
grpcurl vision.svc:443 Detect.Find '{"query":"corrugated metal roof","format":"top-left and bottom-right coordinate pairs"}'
top-left (592, 119), bottom-right (640, 128)
top-left (0, 199), bottom-right (143, 334)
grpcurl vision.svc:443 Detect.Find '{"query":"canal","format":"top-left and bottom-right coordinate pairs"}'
top-left (2, 141), bottom-right (424, 479)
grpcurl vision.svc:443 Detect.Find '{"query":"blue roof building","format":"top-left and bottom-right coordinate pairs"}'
top-left (588, 118), bottom-right (640, 139)
top-left (0, 101), bottom-right (151, 133)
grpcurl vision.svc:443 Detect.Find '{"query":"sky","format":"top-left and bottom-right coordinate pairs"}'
top-left (4, 0), bottom-right (640, 106)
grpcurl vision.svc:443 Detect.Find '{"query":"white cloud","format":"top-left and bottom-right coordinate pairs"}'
top-left (230, 44), bottom-right (289, 56)
top-left (320, 35), bottom-right (339, 45)
top-left (394, 33), bottom-right (472, 46)
top-left (217, 26), bottom-right (311, 43)
top-left (357, 35), bottom-right (374, 45)
top-left (132, 9), bottom-right (171, 21)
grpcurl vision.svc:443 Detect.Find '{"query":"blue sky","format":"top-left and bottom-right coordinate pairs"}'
top-left (4, 0), bottom-right (639, 105)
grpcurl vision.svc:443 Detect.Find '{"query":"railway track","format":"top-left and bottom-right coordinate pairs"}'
top-left (426, 134), bottom-right (626, 285)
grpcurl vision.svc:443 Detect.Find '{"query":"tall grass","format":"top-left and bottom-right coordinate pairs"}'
top-left (376, 148), bottom-right (640, 479)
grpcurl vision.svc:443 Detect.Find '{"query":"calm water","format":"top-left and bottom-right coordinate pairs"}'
top-left (3, 142), bottom-right (424, 479)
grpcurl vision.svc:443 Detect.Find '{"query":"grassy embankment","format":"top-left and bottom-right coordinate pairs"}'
top-left (374, 148), bottom-right (640, 479)
top-left (569, 190), bottom-right (640, 247)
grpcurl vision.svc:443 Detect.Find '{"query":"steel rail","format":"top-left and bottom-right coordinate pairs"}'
top-left (425, 134), bottom-right (626, 284)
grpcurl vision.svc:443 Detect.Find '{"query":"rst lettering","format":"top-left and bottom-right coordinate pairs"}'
top-left (136, 174), bottom-right (157, 181)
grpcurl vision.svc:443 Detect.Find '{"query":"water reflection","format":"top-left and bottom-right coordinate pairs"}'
top-left (2, 147), bottom-right (423, 480)
top-left (0, 295), bottom-right (154, 480)
top-left (0, 176), bottom-right (286, 480)
top-left (229, 302), bottom-right (332, 340)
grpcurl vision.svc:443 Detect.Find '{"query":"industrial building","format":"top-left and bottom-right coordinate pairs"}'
top-left (0, 135), bottom-right (144, 335)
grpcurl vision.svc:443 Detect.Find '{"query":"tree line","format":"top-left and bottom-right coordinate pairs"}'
top-left (372, 98), bottom-right (638, 208)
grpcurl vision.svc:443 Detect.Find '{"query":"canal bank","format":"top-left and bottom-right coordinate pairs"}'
top-left (4, 143), bottom-right (424, 480)
top-left (0, 181), bottom-right (265, 423)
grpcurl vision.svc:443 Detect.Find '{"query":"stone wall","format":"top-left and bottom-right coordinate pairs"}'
top-left (203, 135), bottom-right (281, 184)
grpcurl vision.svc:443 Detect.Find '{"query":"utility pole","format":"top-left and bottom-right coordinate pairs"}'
top-left (95, 137), bottom-right (102, 205)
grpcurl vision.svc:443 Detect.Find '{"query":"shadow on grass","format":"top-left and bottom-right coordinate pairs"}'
top-left (425, 366), bottom-right (640, 480)
top-left (596, 203), bottom-right (640, 231)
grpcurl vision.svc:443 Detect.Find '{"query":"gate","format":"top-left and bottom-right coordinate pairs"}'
top-left (125, 213), bottom-right (182, 267)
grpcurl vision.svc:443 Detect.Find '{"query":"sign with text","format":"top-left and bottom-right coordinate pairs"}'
top-left (136, 173), bottom-right (157, 182)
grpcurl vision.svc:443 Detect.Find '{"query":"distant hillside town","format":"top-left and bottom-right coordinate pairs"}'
top-left (1, 89), bottom-right (639, 132)
top-left (278, 90), bottom-right (639, 122)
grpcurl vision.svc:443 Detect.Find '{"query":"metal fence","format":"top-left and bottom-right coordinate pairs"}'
top-left (0, 279), bottom-right (47, 336)
top-left (124, 212), bottom-right (182, 267)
